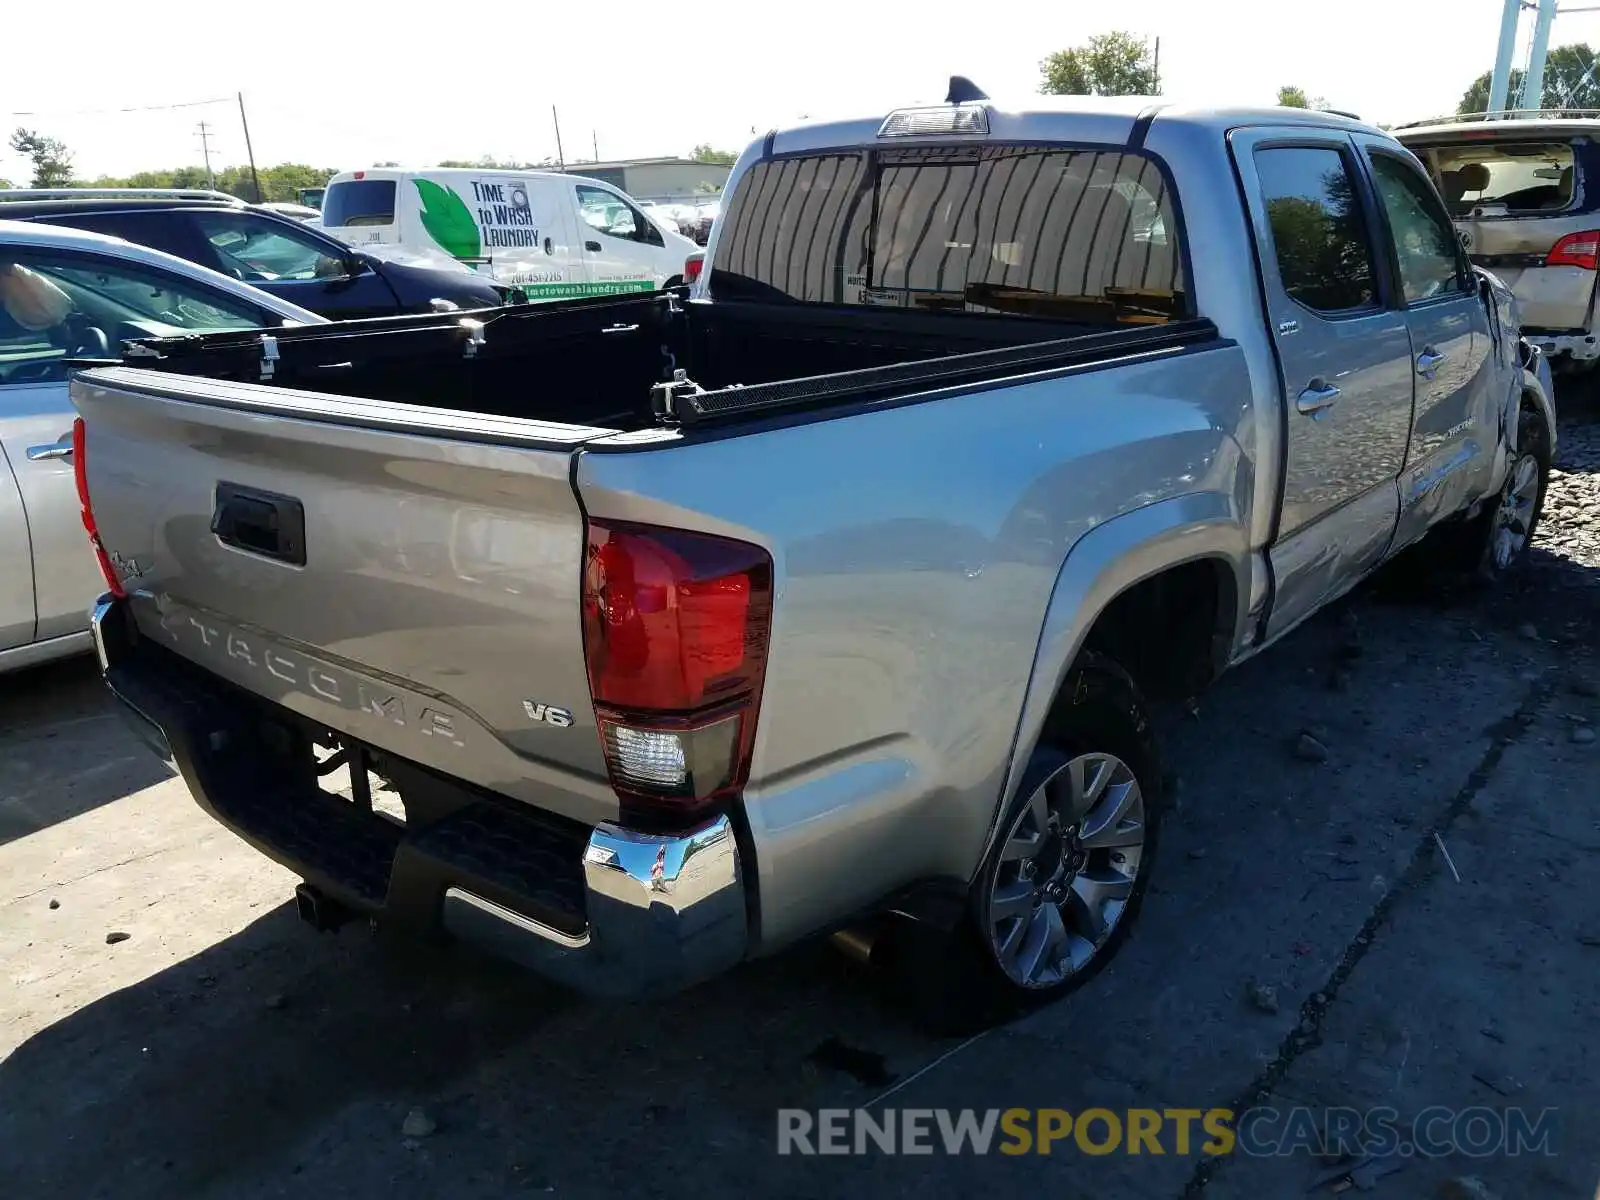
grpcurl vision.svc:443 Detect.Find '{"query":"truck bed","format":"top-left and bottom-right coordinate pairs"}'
top-left (118, 291), bottom-right (1215, 431)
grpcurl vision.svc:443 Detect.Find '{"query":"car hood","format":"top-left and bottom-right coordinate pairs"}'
top-left (366, 253), bottom-right (504, 307)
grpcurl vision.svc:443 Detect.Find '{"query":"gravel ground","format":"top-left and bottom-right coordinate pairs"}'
top-left (1536, 406), bottom-right (1600, 586)
top-left (2, 401), bottom-right (1596, 1200)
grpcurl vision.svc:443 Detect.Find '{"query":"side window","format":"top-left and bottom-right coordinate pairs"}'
top-left (1254, 146), bottom-right (1377, 314)
top-left (576, 186), bottom-right (663, 246)
top-left (192, 212), bottom-right (348, 283)
top-left (0, 250), bottom-right (269, 386)
top-left (1368, 153), bottom-right (1469, 303)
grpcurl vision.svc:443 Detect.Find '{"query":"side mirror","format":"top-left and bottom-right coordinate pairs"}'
top-left (342, 253), bottom-right (368, 278)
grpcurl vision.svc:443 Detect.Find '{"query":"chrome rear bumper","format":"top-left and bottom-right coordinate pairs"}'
top-left (91, 594), bottom-right (749, 997)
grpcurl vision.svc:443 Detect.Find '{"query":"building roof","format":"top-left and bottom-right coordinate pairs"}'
top-left (566, 157), bottom-right (731, 171)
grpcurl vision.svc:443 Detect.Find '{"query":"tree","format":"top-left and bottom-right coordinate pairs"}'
top-left (87, 162), bottom-right (337, 203)
top-left (9, 128), bottom-right (74, 187)
top-left (690, 144), bottom-right (737, 166)
top-left (1040, 32), bottom-right (1158, 97)
top-left (1459, 43), bottom-right (1600, 114)
top-left (1278, 85), bottom-right (1310, 109)
top-left (437, 155), bottom-right (543, 169)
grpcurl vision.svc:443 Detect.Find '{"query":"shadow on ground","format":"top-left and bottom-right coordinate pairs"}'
top-left (0, 655), bottom-right (176, 847)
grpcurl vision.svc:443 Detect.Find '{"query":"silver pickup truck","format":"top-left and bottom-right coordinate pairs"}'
top-left (74, 88), bottom-right (1556, 1023)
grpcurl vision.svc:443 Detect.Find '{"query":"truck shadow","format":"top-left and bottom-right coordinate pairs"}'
top-left (0, 655), bottom-right (176, 848)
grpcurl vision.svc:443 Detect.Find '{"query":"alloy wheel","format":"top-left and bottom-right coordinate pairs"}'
top-left (986, 752), bottom-right (1147, 989)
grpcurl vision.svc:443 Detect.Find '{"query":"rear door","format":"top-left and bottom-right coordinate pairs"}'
top-left (1230, 131), bottom-right (1415, 639)
top-left (1358, 140), bottom-right (1499, 543)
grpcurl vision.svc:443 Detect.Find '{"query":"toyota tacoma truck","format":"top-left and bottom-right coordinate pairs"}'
top-left (73, 85), bottom-right (1556, 1020)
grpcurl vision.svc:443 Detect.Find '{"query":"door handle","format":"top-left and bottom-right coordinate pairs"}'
top-left (585, 240), bottom-right (602, 252)
top-left (1416, 348), bottom-right (1447, 376)
top-left (26, 435), bottom-right (73, 461)
top-left (1296, 383), bottom-right (1341, 417)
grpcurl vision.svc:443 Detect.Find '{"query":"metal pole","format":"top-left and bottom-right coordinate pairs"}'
top-left (238, 92), bottom-right (263, 202)
top-left (551, 105), bottom-right (566, 172)
top-left (592, 130), bottom-right (599, 161)
top-left (197, 121), bottom-right (215, 189)
top-left (1487, 0), bottom-right (1521, 116)
top-left (1521, 0), bottom-right (1559, 113)
top-left (1152, 36), bottom-right (1160, 94)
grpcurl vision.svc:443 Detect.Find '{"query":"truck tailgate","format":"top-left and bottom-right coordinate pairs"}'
top-left (72, 366), bottom-right (621, 826)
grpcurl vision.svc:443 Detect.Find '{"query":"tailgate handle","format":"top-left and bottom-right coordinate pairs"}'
top-left (211, 482), bottom-right (306, 566)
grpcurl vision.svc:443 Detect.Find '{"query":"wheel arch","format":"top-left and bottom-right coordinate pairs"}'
top-left (970, 493), bottom-right (1249, 883)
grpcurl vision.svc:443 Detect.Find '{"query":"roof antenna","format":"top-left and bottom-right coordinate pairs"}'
top-left (946, 75), bottom-right (989, 104)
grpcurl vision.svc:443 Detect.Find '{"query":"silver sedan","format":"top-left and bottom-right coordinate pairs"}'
top-left (0, 219), bottom-right (326, 674)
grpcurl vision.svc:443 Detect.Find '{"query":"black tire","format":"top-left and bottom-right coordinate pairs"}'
top-left (891, 653), bottom-right (1164, 1034)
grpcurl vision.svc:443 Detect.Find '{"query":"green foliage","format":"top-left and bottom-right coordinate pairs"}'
top-left (86, 162), bottom-right (337, 203)
top-left (690, 144), bottom-right (737, 166)
top-left (437, 155), bottom-right (551, 169)
top-left (1277, 86), bottom-right (1310, 109)
top-left (1039, 32), bottom-right (1158, 97)
top-left (412, 178), bottom-right (481, 259)
top-left (1459, 43), bottom-right (1600, 114)
top-left (9, 128), bottom-right (74, 187)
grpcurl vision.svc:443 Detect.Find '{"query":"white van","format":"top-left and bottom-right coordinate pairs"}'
top-left (318, 167), bottom-right (701, 300)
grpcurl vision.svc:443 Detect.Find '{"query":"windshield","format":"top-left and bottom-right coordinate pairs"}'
top-left (710, 144), bottom-right (1186, 324)
top-left (1413, 141), bottom-right (1575, 216)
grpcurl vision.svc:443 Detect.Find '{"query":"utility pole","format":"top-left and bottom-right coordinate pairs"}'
top-left (1521, 0), bottom-right (1559, 113)
top-left (551, 105), bottom-right (566, 172)
top-left (1152, 36), bottom-right (1161, 94)
top-left (592, 130), bottom-right (599, 161)
top-left (196, 120), bottom-right (216, 189)
top-left (1487, 0), bottom-right (1521, 116)
top-left (238, 92), bottom-right (264, 202)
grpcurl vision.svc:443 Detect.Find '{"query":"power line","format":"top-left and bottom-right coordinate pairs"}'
top-left (8, 96), bottom-right (231, 118)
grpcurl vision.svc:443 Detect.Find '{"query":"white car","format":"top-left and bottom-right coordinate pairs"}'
top-left (318, 167), bottom-right (702, 299)
top-left (0, 220), bottom-right (326, 673)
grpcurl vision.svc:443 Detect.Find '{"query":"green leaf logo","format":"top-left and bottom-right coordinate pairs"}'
top-left (414, 178), bottom-right (481, 259)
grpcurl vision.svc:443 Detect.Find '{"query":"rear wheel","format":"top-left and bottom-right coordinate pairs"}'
top-left (893, 654), bottom-right (1163, 1032)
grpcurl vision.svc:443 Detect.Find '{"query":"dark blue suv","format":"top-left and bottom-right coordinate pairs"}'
top-left (0, 197), bottom-right (506, 319)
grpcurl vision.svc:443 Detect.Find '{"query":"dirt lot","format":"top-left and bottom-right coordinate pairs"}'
top-left (3, 408), bottom-right (1597, 1200)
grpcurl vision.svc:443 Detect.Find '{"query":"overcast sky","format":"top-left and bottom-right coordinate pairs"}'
top-left (6, 0), bottom-right (1600, 184)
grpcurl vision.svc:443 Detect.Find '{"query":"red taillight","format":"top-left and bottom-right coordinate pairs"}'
top-left (684, 253), bottom-right (705, 285)
top-left (72, 417), bottom-right (125, 599)
top-left (1546, 230), bottom-right (1600, 270)
top-left (582, 519), bottom-right (772, 825)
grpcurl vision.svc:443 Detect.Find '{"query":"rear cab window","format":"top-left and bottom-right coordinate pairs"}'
top-left (709, 144), bottom-right (1188, 325)
top-left (323, 180), bottom-right (398, 228)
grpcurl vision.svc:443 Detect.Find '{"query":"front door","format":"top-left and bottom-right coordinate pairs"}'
top-left (573, 183), bottom-right (668, 296)
top-left (1357, 141), bottom-right (1499, 546)
top-left (0, 437), bottom-right (35, 650)
top-left (185, 210), bottom-right (401, 318)
top-left (1229, 131), bottom-right (1416, 641)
